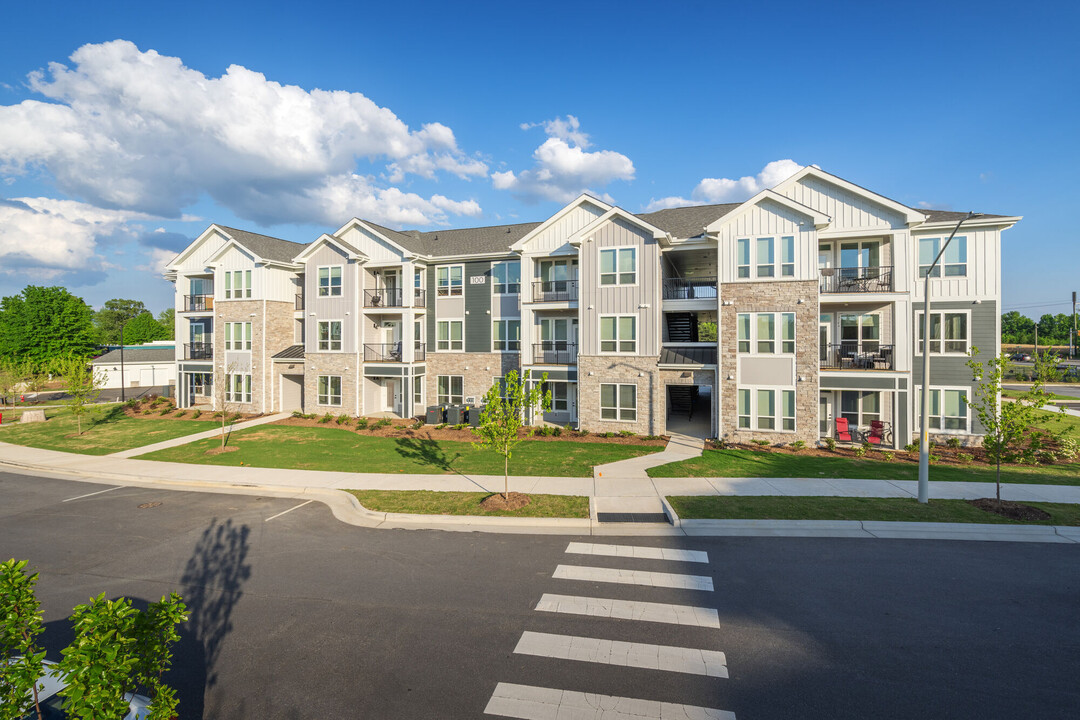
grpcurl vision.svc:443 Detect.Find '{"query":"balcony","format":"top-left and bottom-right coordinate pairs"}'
top-left (532, 342), bottom-right (578, 365)
top-left (821, 343), bottom-right (895, 371)
top-left (182, 295), bottom-right (214, 312)
top-left (363, 343), bottom-right (426, 363)
top-left (532, 280), bottom-right (578, 303)
top-left (294, 293), bottom-right (304, 311)
top-left (183, 342), bottom-right (213, 360)
top-left (662, 277), bottom-right (717, 300)
top-left (364, 288), bottom-right (426, 308)
top-left (820, 266), bottom-right (893, 294)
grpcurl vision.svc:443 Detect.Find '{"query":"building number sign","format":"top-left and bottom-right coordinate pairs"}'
top-left (470, 275), bottom-right (486, 285)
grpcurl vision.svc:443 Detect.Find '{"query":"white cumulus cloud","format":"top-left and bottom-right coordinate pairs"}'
top-left (643, 159), bottom-right (803, 212)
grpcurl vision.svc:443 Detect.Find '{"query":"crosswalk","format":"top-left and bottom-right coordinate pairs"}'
top-left (484, 541), bottom-right (735, 719)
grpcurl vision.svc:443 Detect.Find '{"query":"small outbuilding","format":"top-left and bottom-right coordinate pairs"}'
top-left (91, 341), bottom-right (176, 390)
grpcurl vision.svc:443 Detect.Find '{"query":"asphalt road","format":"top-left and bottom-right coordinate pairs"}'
top-left (2, 469), bottom-right (1078, 719)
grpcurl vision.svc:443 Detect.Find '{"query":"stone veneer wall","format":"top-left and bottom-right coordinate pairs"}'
top-left (423, 352), bottom-right (520, 406)
top-left (577, 355), bottom-right (661, 436)
top-left (214, 300), bottom-right (293, 414)
top-left (305, 353), bottom-right (360, 415)
top-left (719, 280), bottom-right (819, 445)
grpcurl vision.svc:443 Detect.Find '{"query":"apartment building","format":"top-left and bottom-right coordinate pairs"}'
top-left (165, 166), bottom-right (1019, 447)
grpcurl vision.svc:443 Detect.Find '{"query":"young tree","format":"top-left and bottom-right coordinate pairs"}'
top-left (966, 348), bottom-right (1050, 502)
top-left (471, 370), bottom-right (552, 499)
top-left (57, 595), bottom-right (138, 720)
top-left (216, 361), bottom-right (240, 449)
top-left (0, 559), bottom-right (47, 720)
top-left (0, 361), bottom-right (20, 407)
top-left (58, 356), bottom-right (105, 435)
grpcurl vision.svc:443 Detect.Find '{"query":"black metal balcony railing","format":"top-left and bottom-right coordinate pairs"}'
top-left (295, 293), bottom-right (303, 311)
top-left (412, 288), bottom-right (426, 307)
top-left (364, 343), bottom-right (402, 362)
top-left (182, 295), bottom-right (213, 312)
top-left (532, 280), bottom-right (579, 303)
top-left (821, 343), bottom-right (894, 370)
top-left (183, 342), bottom-right (213, 360)
top-left (364, 288), bottom-right (403, 308)
top-left (819, 266), bottom-right (893, 293)
top-left (533, 342), bottom-right (578, 365)
top-left (662, 277), bottom-right (718, 300)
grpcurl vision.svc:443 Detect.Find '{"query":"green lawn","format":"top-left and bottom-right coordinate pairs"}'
top-left (137, 424), bottom-right (660, 476)
top-left (0, 406), bottom-right (212, 455)
top-left (346, 489), bottom-right (589, 518)
top-left (667, 495), bottom-right (1080, 526)
top-left (1002, 388), bottom-right (1079, 403)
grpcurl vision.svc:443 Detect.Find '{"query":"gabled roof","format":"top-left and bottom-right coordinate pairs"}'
top-left (568, 207), bottom-right (669, 246)
top-left (215, 226), bottom-right (306, 263)
top-left (417, 222), bottom-right (542, 257)
top-left (774, 166), bottom-right (926, 226)
top-left (91, 346), bottom-right (175, 364)
top-left (510, 194), bottom-right (613, 252)
top-left (636, 203), bottom-right (742, 239)
top-left (293, 233), bottom-right (367, 263)
top-left (704, 189), bottom-right (831, 233)
top-left (333, 217), bottom-right (426, 257)
top-left (917, 209), bottom-right (1013, 224)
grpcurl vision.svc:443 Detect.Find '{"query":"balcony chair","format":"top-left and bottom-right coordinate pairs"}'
top-left (834, 417), bottom-right (856, 443)
top-left (867, 420), bottom-right (892, 446)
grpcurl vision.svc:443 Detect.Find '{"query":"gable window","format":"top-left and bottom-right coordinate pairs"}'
top-left (226, 374), bottom-right (252, 404)
top-left (493, 320), bottom-right (520, 351)
top-left (600, 383), bottom-right (637, 421)
top-left (918, 388), bottom-right (969, 432)
top-left (736, 238), bottom-right (750, 278)
top-left (739, 387), bottom-right (795, 431)
top-left (318, 376), bottom-right (342, 406)
top-left (919, 237), bottom-right (967, 278)
top-left (737, 313), bottom-right (795, 354)
top-left (599, 315), bottom-right (637, 353)
top-left (318, 266), bottom-right (342, 297)
top-left (436, 320), bottom-right (463, 351)
top-left (318, 321), bottom-right (342, 351)
top-left (492, 262), bottom-right (521, 294)
top-left (437, 375), bottom-right (463, 405)
top-left (917, 312), bottom-right (968, 354)
top-left (756, 237), bottom-right (775, 278)
top-left (436, 265), bottom-right (463, 296)
top-left (224, 322), bottom-right (252, 351)
top-left (224, 270), bottom-right (252, 299)
top-left (599, 248), bottom-right (636, 286)
top-left (781, 236), bottom-right (795, 277)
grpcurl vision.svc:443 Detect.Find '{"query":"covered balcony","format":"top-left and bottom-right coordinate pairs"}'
top-left (818, 238), bottom-right (895, 294)
top-left (532, 279), bottom-right (578, 303)
top-left (819, 266), bottom-right (894, 293)
top-left (532, 341), bottom-right (578, 365)
top-left (661, 246), bottom-right (717, 308)
top-left (182, 295), bottom-right (214, 313)
top-left (819, 307), bottom-right (896, 371)
top-left (183, 342), bottom-right (213, 360)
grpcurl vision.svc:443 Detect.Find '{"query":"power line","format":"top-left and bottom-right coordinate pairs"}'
top-left (1002, 300), bottom-right (1073, 312)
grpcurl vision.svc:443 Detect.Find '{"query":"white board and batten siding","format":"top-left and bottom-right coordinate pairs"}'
top-left (715, 199), bottom-right (819, 284)
top-left (303, 242), bottom-right (359, 354)
top-left (521, 201), bottom-right (607, 258)
top-left (337, 225), bottom-right (409, 265)
top-left (911, 226), bottom-right (1002, 302)
top-left (783, 175), bottom-right (909, 232)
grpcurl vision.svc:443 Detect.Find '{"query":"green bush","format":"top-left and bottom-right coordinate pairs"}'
top-left (601, 432), bottom-right (615, 438)
top-left (452, 423), bottom-right (466, 431)
top-left (141, 408), bottom-right (153, 415)
top-left (356, 417), bottom-right (370, 430)
top-left (790, 440), bottom-right (806, 452)
top-left (577, 428), bottom-right (590, 437)
top-left (853, 443), bottom-right (868, 458)
top-left (411, 418), bottom-right (424, 430)
top-left (435, 423), bottom-right (447, 430)
top-left (211, 411), bottom-right (223, 419)
top-left (824, 437), bottom-right (837, 451)
top-left (336, 414), bottom-right (349, 425)
top-left (125, 398), bottom-right (138, 408)
top-left (172, 409), bottom-right (186, 418)
top-left (751, 439), bottom-right (770, 447)
top-left (291, 410), bottom-right (304, 418)
top-left (319, 412), bottom-right (333, 423)
top-left (158, 407), bottom-right (172, 415)
top-left (957, 452), bottom-right (974, 464)
top-left (881, 450), bottom-right (895, 462)
top-left (928, 453), bottom-right (940, 464)
top-left (191, 409), bottom-right (201, 419)
top-left (618, 430), bottom-right (636, 438)
top-left (376, 418), bottom-right (393, 428)
top-left (946, 437), bottom-right (962, 449)
top-left (903, 443), bottom-right (918, 453)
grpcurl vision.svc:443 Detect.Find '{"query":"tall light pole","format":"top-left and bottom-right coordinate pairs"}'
top-left (119, 320), bottom-right (127, 403)
top-left (918, 212), bottom-right (981, 503)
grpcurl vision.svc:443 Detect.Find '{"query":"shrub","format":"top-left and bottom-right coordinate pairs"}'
top-left (853, 443), bottom-right (868, 458)
top-left (291, 410), bottom-right (304, 418)
top-left (125, 398), bottom-right (138, 408)
top-left (602, 432), bottom-right (615, 438)
top-left (158, 407), bottom-right (172, 415)
top-left (618, 430), bottom-right (636, 438)
top-left (576, 428), bottom-right (590, 437)
top-left (452, 423), bottom-right (466, 431)
top-left (191, 409), bottom-right (202, 419)
top-left (928, 453), bottom-right (940, 465)
top-left (1056, 435), bottom-right (1078, 460)
top-left (903, 443), bottom-right (918, 453)
top-left (946, 437), bottom-right (962, 449)
top-left (751, 439), bottom-right (770, 448)
top-left (881, 450), bottom-right (895, 462)
top-left (229, 412), bottom-right (242, 421)
top-left (173, 409), bottom-right (186, 418)
top-left (376, 418), bottom-right (393, 428)
top-left (336, 414), bottom-right (349, 425)
top-left (212, 411), bottom-right (223, 419)
top-left (141, 408), bottom-right (153, 415)
top-left (1038, 451), bottom-right (1059, 465)
top-left (411, 419), bottom-right (424, 430)
top-left (790, 440), bottom-right (806, 452)
top-left (643, 434), bottom-right (660, 441)
top-left (356, 417), bottom-right (370, 430)
top-left (319, 413), bottom-right (334, 423)
top-left (957, 452), bottom-right (974, 464)
top-left (824, 437), bottom-right (837, 452)
top-left (435, 423), bottom-right (447, 430)
top-left (552, 426), bottom-right (562, 437)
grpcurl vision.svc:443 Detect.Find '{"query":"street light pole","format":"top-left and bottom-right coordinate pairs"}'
top-left (918, 211), bottom-right (980, 504)
top-left (119, 321), bottom-right (126, 403)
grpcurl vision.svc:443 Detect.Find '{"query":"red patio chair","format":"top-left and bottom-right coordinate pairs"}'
top-left (867, 420), bottom-right (891, 445)
top-left (835, 417), bottom-right (853, 443)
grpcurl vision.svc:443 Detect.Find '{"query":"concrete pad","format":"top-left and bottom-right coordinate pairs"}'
top-left (593, 496), bottom-right (665, 514)
top-left (593, 477), bottom-right (656, 497)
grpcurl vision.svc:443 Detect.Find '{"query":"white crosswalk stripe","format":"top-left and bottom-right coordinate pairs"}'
top-left (484, 682), bottom-right (736, 719)
top-left (534, 593), bottom-right (720, 628)
top-left (554, 564), bottom-right (714, 591)
top-left (514, 631), bottom-right (728, 678)
top-left (566, 542), bottom-right (709, 564)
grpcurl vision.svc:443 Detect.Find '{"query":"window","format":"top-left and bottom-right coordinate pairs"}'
top-left (600, 248), bottom-right (636, 286)
top-left (318, 375), bottom-right (341, 406)
top-left (318, 321), bottom-right (342, 351)
top-left (491, 376), bottom-right (508, 400)
top-left (737, 313), bottom-right (795, 354)
top-left (318, 266), bottom-right (342, 297)
top-left (840, 391), bottom-right (881, 428)
top-left (436, 320), bottom-right (463, 351)
top-left (226, 374), bottom-right (252, 403)
top-left (600, 383), bottom-right (637, 421)
top-left (437, 375), bottom-right (463, 405)
top-left (737, 235), bottom-right (792, 279)
top-left (599, 315), bottom-right (637, 353)
top-left (223, 270), bottom-right (251, 299)
top-left (738, 389), bottom-right (751, 428)
top-left (224, 322), bottom-right (252, 351)
top-left (736, 238), bottom-right (750, 279)
top-left (917, 312), bottom-right (968, 354)
top-left (436, 265), bottom-right (463, 296)
top-left (493, 320), bottom-right (520, 351)
top-left (492, 262), bottom-right (521, 294)
top-left (840, 313), bottom-right (881, 353)
top-left (919, 237), bottom-right (967, 278)
top-left (756, 237), bottom-right (774, 278)
top-left (781, 236), bottom-right (795, 277)
top-left (918, 388), bottom-right (968, 431)
top-left (739, 387), bottom-right (796, 431)
top-left (414, 376), bottom-right (423, 405)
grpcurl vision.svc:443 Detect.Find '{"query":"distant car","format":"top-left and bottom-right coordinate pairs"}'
top-left (3, 659), bottom-right (150, 720)
top-left (1011, 352), bottom-right (1033, 362)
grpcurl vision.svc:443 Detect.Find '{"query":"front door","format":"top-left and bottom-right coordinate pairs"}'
top-left (819, 392), bottom-right (832, 436)
top-left (385, 379), bottom-right (399, 414)
top-left (383, 270), bottom-right (399, 305)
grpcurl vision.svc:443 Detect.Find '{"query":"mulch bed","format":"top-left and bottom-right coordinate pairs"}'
top-left (967, 498), bottom-right (1052, 521)
top-left (479, 492), bottom-right (532, 511)
top-left (123, 403), bottom-right (259, 423)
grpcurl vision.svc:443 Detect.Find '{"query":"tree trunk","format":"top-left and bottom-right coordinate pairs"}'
top-left (996, 457), bottom-right (1001, 503)
top-left (504, 454), bottom-right (509, 500)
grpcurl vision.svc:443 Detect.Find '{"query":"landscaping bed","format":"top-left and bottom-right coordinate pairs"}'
top-left (346, 489), bottom-right (589, 518)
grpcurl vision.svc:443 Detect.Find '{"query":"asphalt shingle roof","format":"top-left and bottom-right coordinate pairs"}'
top-left (92, 346), bottom-right (175, 364)
top-left (271, 345), bottom-right (305, 360)
top-left (658, 346), bottom-right (718, 366)
top-left (636, 203), bottom-right (742, 239)
top-left (917, 210), bottom-right (1011, 224)
top-left (217, 226), bottom-right (308, 263)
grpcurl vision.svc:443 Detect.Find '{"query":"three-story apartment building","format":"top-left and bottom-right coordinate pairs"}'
top-left (165, 166), bottom-right (1019, 447)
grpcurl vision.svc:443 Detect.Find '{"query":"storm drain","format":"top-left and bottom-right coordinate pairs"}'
top-left (596, 512), bottom-right (670, 524)
top-left (137, 502), bottom-right (162, 509)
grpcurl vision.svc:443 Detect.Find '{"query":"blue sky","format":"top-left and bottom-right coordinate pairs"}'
top-left (1, 0), bottom-right (1077, 317)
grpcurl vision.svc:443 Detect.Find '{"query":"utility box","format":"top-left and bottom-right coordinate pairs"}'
top-left (445, 405), bottom-right (465, 424)
top-left (466, 406), bottom-right (483, 427)
top-left (425, 406), bottom-right (443, 425)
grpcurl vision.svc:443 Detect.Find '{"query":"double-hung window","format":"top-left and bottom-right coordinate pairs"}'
top-left (599, 315), bottom-right (637, 353)
top-left (738, 388), bottom-right (795, 431)
top-left (737, 313), bottom-right (796, 354)
top-left (780, 236), bottom-right (795, 277)
top-left (492, 320), bottom-right (520, 351)
top-left (318, 376), bottom-right (341, 406)
top-left (318, 266), bottom-right (342, 297)
top-left (736, 238), bottom-right (751, 278)
top-left (226, 374), bottom-right (252, 403)
top-left (492, 262), bottom-right (520, 294)
top-left (413, 376), bottom-right (423, 405)
top-left (436, 266), bottom-right (463, 296)
top-left (918, 388), bottom-right (969, 431)
top-left (224, 270), bottom-right (252, 299)
top-left (735, 236), bottom-right (794, 279)
top-left (917, 312), bottom-right (968, 354)
top-left (600, 248), bottom-right (636, 286)
top-left (436, 320), bottom-right (463, 351)
top-left (919, 237), bottom-right (967, 277)
top-left (437, 375), bottom-right (463, 405)
top-left (224, 322), bottom-right (252, 351)
top-left (756, 237), bottom-right (775, 278)
top-left (600, 383), bottom-right (637, 421)
top-left (318, 320), bottom-right (342, 351)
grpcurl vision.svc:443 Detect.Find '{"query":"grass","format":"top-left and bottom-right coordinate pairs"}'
top-left (346, 489), bottom-right (589, 518)
top-left (0, 406), bottom-right (212, 455)
top-left (1002, 388), bottom-right (1078, 402)
top-left (136, 424), bottom-right (660, 477)
top-left (667, 495), bottom-right (1080, 526)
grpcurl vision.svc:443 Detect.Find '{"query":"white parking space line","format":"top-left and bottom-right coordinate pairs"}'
top-left (534, 594), bottom-right (720, 629)
top-left (554, 564), bottom-right (714, 591)
top-left (566, 542), bottom-right (709, 564)
top-left (62, 486), bottom-right (126, 503)
top-left (514, 631), bottom-right (728, 678)
top-left (265, 500), bottom-right (313, 522)
top-left (484, 682), bottom-right (736, 719)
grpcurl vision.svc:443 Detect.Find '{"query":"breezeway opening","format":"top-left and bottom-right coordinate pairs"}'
top-left (665, 384), bottom-right (712, 439)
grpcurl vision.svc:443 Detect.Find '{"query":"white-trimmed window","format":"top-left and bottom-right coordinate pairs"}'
top-left (917, 311), bottom-right (968, 354)
top-left (840, 391), bottom-right (881, 428)
top-left (437, 375), bottom-right (463, 405)
top-left (491, 376), bottom-right (508, 400)
top-left (318, 375), bottom-right (341, 406)
top-left (317, 320), bottom-right (342, 351)
top-left (492, 262), bottom-right (521, 294)
top-left (493, 320), bottom-right (520, 351)
top-left (919, 237), bottom-right (967, 278)
top-left (736, 238), bottom-right (751, 278)
top-left (917, 387), bottom-right (969, 432)
top-left (599, 247), bottom-right (636, 286)
top-left (600, 383), bottom-right (637, 421)
top-left (436, 265), bottom-right (463, 296)
top-left (738, 387), bottom-right (795, 431)
top-left (840, 313), bottom-right (881, 353)
top-left (226, 373), bottom-right (252, 404)
top-left (737, 313), bottom-right (795, 354)
top-left (413, 376), bottom-right (423, 405)
top-left (318, 266), bottom-right (342, 297)
top-left (756, 237), bottom-right (775, 278)
top-left (780, 236), bottom-right (795, 277)
top-left (436, 320), bottom-right (463, 351)
top-left (599, 315), bottom-right (637, 353)
top-left (224, 270), bottom-right (252, 299)
top-left (224, 322), bottom-right (252, 351)
top-left (736, 236), bottom-right (794, 279)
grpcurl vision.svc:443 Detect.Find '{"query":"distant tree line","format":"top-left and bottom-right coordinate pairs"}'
top-left (1002, 311), bottom-right (1079, 346)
